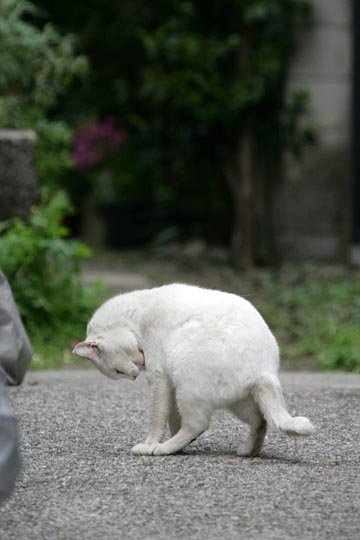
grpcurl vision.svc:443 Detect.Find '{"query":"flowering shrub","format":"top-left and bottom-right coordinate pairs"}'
top-left (72, 116), bottom-right (126, 170)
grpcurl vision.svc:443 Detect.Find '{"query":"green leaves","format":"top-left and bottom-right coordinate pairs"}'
top-left (0, 0), bottom-right (88, 126)
top-left (0, 191), bottom-right (99, 327)
top-left (244, 0), bottom-right (281, 23)
top-left (134, 0), bottom-right (312, 144)
top-left (139, 23), bottom-right (240, 120)
top-left (255, 267), bottom-right (360, 371)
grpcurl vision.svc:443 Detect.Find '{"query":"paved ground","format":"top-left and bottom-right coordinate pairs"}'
top-left (1, 370), bottom-right (359, 540)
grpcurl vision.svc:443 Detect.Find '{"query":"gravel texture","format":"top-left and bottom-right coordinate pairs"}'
top-left (1, 369), bottom-right (359, 540)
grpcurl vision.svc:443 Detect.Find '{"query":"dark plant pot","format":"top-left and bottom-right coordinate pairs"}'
top-left (100, 202), bottom-right (154, 247)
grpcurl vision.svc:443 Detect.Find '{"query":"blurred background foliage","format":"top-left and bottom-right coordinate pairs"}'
top-left (33, 0), bottom-right (314, 260)
top-left (0, 0), bottom-right (358, 371)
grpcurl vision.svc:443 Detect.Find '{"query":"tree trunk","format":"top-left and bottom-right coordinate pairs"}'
top-left (225, 134), bottom-right (255, 269)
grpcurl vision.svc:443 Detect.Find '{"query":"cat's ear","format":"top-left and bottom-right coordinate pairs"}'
top-left (73, 341), bottom-right (101, 360)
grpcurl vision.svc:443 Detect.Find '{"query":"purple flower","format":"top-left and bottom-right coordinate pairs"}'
top-left (72, 116), bottom-right (126, 171)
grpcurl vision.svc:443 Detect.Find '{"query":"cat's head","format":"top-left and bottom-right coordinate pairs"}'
top-left (72, 328), bottom-right (145, 381)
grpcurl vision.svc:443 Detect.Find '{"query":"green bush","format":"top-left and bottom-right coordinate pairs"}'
top-left (252, 267), bottom-right (360, 372)
top-left (0, 191), bottom-right (103, 367)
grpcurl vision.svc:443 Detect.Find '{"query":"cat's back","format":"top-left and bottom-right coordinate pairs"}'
top-left (92, 283), bottom-right (273, 344)
top-left (149, 283), bottom-right (268, 329)
top-left (152, 282), bottom-right (250, 308)
top-left (151, 284), bottom-right (279, 371)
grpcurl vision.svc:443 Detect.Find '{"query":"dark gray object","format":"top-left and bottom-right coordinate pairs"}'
top-left (0, 374), bottom-right (19, 504)
top-left (0, 271), bottom-right (32, 503)
top-left (0, 129), bottom-right (38, 221)
top-left (0, 271), bottom-right (32, 386)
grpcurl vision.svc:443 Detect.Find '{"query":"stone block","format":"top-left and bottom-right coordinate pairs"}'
top-left (274, 147), bottom-right (350, 262)
top-left (0, 130), bottom-right (38, 221)
top-left (287, 79), bottom-right (351, 143)
top-left (290, 28), bottom-right (351, 78)
top-left (313, 0), bottom-right (351, 26)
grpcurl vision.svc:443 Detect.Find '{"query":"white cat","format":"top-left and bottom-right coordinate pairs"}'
top-left (73, 283), bottom-right (315, 456)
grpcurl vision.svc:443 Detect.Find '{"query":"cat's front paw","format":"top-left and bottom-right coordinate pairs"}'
top-left (236, 447), bottom-right (252, 457)
top-left (131, 443), bottom-right (159, 456)
top-left (236, 446), bottom-right (259, 457)
top-left (152, 444), bottom-right (171, 456)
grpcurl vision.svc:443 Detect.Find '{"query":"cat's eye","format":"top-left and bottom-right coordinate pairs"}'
top-left (115, 369), bottom-right (123, 375)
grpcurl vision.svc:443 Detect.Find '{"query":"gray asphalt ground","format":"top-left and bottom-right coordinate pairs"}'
top-left (1, 370), bottom-right (359, 540)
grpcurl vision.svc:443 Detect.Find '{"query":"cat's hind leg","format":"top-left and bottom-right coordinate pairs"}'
top-left (168, 387), bottom-right (181, 437)
top-left (230, 397), bottom-right (267, 457)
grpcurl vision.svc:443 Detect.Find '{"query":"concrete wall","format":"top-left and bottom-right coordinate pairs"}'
top-left (275, 0), bottom-right (352, 262)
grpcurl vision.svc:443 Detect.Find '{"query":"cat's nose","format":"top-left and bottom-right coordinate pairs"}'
top-left (130, 367), bottom-right (140, 378)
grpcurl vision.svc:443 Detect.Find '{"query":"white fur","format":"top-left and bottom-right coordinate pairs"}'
top-left (73, 284), bottom-right (315, 456)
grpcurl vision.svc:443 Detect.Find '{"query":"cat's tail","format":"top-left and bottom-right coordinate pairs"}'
top-left (252, 374), bottom-right (315, 436)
